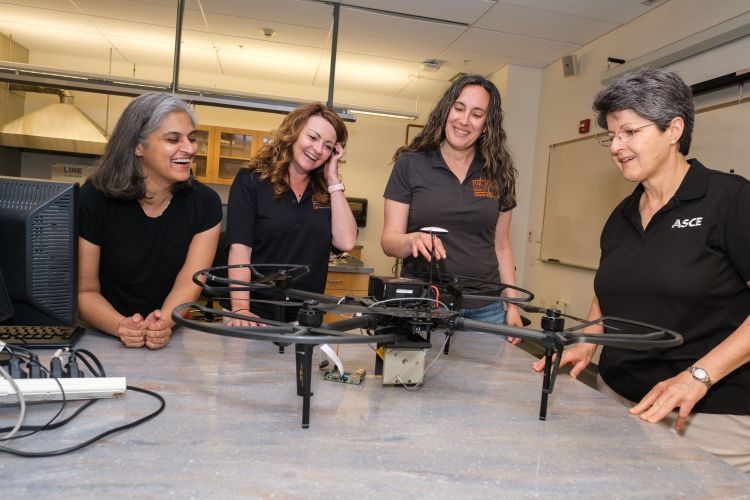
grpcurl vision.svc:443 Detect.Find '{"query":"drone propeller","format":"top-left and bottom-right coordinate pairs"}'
top-left (174, 302), bottom-right (401, 345)
top-left (195, 263), bottom-right (311, 296)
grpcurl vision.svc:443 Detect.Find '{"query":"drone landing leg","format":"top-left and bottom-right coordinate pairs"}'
top-left (539, 348), bottom-right (554, 421)
top-left (294, 343), bottom-right (315, 429)
top-left (443, 333), bottom-right (451, 354)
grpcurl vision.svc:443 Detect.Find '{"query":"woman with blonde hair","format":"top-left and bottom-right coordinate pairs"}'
top-left (226, 103), bottom-right (357, 325)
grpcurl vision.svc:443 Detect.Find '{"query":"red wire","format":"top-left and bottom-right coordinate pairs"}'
top-left (431, 285), bottom-right (440, 308)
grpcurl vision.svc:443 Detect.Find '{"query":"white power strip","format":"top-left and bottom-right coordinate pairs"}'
top-left (0, 377), bottom-right (127, 403)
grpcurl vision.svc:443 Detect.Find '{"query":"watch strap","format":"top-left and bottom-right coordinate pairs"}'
top-left (327, 182), bottom-right (345, 193)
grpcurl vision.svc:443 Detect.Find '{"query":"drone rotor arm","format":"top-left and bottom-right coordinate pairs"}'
top-left (455, 317), bottom-right (547, 343)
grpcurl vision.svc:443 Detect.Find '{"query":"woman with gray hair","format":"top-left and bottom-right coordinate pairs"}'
top-left (78, 92), bottom-right (222, 349)
top-left (533, 68), bottom-right (750, 472)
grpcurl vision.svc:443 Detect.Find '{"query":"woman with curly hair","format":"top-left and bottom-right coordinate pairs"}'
top-left (226, 103), bottom-right (357, 325)
top-left (381, 74), bottom-right (522, 337)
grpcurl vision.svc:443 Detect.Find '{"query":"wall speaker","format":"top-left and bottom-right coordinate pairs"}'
top-left (562, 54), bottom-right (579, 77)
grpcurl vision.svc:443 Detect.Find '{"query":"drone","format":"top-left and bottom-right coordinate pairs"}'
top-left (171, 262), bottom-right (683, 429)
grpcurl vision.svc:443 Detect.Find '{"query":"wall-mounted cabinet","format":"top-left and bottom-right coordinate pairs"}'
top-left (193, 125), bottom-right (270, 185)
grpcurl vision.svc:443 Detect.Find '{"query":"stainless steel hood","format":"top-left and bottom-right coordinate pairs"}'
top-left (0, 89), bottom-right (108, 155)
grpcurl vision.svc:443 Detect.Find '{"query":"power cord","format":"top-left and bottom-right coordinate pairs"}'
top-left (0, 386), bottom-right (165, 458)
top-left (1, 343), bottom-right (69, 441)
top-left (0, 345), bottom-right (166, 456)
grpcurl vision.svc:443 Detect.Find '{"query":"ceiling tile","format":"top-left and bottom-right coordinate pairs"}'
top-left (339, 8), bottom-right (466, 46)
top-left (197, 0), bottom-right (333, 28)
top-left (451, 28), bottom-right (578, 63)
top-left (340, 0), bottom-right (495, 25)
top-left (197, 11), bottom-right (330, 48)
top-left (497, 0), bottom-right (662, 24)
top-left (475, 2), bottom-right (619, 45)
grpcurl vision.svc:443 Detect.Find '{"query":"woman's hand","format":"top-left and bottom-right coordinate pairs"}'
top-left (118, 314), bottom-right (148, 348)
top-left (143, 310), bottom-right (172, 350)
top-left (407, 232), bottom-right (447, 261)
top-left (226, 309), bottom-right (264, 327)
top-left (118, 310), bottom-right (173, 349)
top-left (325, 143), bottom-right (345, 185)
top-left (532, 343), bottom-right (596, 378)
top-left (504, 305), bottom-right (523, 344)
top-left (628, 371), bottom-right (708, 430)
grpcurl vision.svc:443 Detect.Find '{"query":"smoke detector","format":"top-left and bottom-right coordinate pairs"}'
top-left (261, 28), bottom-right (275, 38)
top-left (420, 59), bottom-right (441, 73)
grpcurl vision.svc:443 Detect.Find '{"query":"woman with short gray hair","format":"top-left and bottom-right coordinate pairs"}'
top-left (78, 92), bottom-right (222, 349)
top-left (533, 68), bottom-right (750, 473)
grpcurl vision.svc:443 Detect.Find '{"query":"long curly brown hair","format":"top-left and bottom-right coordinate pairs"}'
top-left (250, 103), bottom-right (348, 203)
top-left (392, 74), bottom-right (516, 208)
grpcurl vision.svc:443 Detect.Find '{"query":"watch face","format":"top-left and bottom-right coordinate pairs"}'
top-left (693, 367), bottom-right (707, 380)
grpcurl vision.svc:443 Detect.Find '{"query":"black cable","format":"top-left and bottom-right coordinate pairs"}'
top-left (0, 400), bottom-right (97, 434)
top-left (73, 349), bottom-right (106, 377)
top-left (0, 385), bottom-right (165, 457)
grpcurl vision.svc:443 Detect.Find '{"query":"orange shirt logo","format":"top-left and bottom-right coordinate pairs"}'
top-left (472, 179), bottom-right (498, 199)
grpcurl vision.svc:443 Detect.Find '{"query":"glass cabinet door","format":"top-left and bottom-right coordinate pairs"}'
top-left (217, 130), bottom-right (253, 181)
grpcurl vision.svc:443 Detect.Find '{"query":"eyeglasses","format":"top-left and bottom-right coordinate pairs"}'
top-left (597, 123), bottom-right (654, 147)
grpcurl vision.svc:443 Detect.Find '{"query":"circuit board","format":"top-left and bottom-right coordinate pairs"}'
top-left (321, 368), bottom-right (366, 385)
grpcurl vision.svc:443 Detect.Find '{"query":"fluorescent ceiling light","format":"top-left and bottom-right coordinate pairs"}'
top-left (347, 108), bottom-right (417, 120)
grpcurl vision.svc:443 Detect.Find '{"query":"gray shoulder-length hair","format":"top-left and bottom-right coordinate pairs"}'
top-left (593, 68), bottom-right (694, 156)
top-left (90, 92), bottom-right (197, 199)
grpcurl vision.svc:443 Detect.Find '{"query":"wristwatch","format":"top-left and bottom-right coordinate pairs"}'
top-left (687, 366), bottom-right (712, 388)
top-left (327, 182), bottom-right (345, 193)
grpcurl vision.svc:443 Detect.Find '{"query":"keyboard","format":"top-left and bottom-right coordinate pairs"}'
top-left (0, 325), bottom-right (85, 349)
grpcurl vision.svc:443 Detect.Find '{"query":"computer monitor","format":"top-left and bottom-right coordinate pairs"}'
top-left (0, 176), bottom-right (79, 327)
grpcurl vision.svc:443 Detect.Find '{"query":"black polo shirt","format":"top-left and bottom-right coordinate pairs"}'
top-left (226, 168), bottom-right (332, 319)
top-left (596, 159), bottom-right (750, 415)
top-left (384, 149), bottom-right (515, 307)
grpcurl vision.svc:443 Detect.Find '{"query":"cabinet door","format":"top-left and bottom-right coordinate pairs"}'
top-left (214, 127), bottom-right (254, 185)
top-left (192, 125), bottom-right (213, 183)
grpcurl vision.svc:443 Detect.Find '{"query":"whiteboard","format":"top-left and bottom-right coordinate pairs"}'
top-left (540, 136), bottom-right (634, 270)
top-left (539, 97), bottom-right (750, 270)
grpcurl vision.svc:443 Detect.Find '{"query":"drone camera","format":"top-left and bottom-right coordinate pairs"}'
top-left (368, 276), bottom-right (428, 304)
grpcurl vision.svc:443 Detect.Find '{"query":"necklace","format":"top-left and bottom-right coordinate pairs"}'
top-left (159, 194), bottom-right (173, 215)
top-left (140, 194), bottom-right (173, 217)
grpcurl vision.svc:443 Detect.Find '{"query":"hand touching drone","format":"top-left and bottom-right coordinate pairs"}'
top-left (408, 232), bottom-right (447, 262)
top-left (531, 343), bottom-right (596, 377)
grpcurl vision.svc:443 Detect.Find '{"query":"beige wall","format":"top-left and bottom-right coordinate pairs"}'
top-left (523, 0), bottom-right (750, 318)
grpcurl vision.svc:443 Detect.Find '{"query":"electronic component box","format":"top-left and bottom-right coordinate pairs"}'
top-left (368, 276), bottom-right (428, 303)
